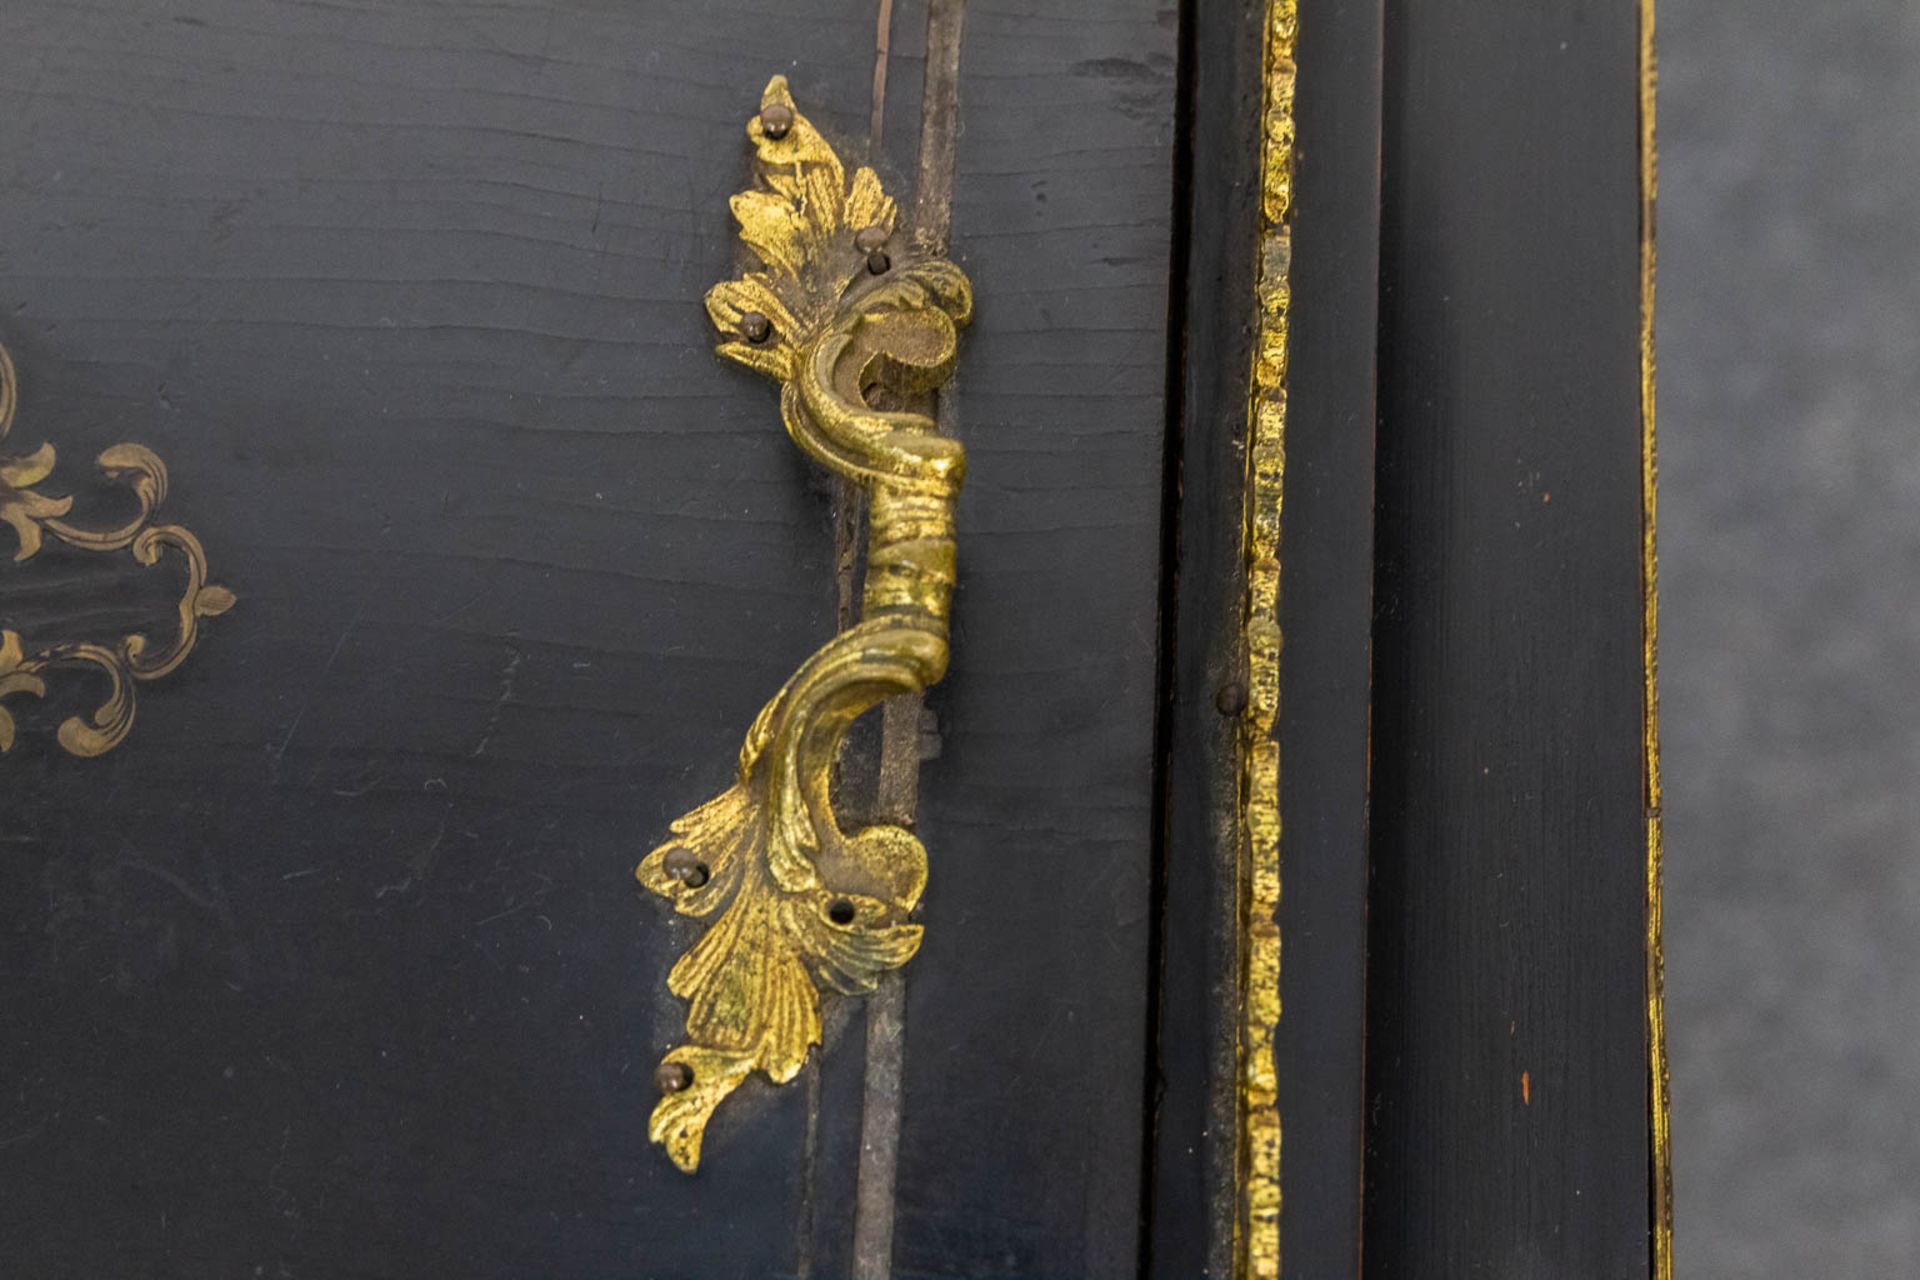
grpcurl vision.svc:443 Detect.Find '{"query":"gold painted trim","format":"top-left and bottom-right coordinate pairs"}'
top-left (0, 339), bottom-right (234, 757)
top-left (1238, 3), bottom-right (1295, 1276)
top-left (636, 77), bottom-right (971, 1174)
top-left (1639, 0), bottom-right (1674, 1274)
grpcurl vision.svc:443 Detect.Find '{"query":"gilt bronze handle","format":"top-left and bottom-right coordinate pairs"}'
top-left (635, 77), bottom-right (970, 1173)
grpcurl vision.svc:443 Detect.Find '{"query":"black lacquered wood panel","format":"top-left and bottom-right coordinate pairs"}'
top-left (1147, 1), bottom-right (1381, 1275)
top-left (887, 2), bottom-right (1178, 1275)
top-left (0, 2), bottom-right (875, 1275)
top-left (0, 0), bottom-right (1664, 1274)
top-left (1271, 2), bottom-right (1383, 1273)
top-left (1364, 1), bottom-right (1651, 1273)
top-left (0, 1), bottom-right (1180, 1276)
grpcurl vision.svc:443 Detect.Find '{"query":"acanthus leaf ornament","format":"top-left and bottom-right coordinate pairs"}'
top-left (636, 77), bottom-right (971, 1173)
top-left (0, 339), bottom-right (234, 757)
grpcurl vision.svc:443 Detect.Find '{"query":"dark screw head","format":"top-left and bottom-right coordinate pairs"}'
top-left (654, 1061), bottom-right (693, 1094)
top-left (662, 847), bottom-right (710, 889)
top-left (865, 248), bottom-right (891, 275)
top-left (759, 103), bottom-right (793, 139)
top-left (739, 310), bottom-right (772, 344)
top-left (1215, 680), bottom-right (1249, 717)
top-left (826, 898), bottom-right (857, 926)
top-left (854, 224), bottom-right (889, 253)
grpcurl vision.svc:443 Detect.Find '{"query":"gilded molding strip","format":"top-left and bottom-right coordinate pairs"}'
top-left (0, 341), bottom-right (233, 757)
top-left (1640, 0), bottom-right (1674, 1274)
top-left (636, 77), bottom-right (971, 1174)
top-left (1239, 4), bottom-right (1296, 1276)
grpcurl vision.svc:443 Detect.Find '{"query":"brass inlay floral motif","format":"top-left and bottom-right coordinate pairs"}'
top-left (0, 341), bottom-right (233, 757)
top-left (636, 77), bottom-right (970, 1173)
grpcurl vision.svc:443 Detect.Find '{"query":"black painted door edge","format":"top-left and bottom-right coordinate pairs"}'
top-left (1145, 2), bottom-right (1383, 1276)
top-left (1146, 1), bottom-right (1668, 1276)
top-left (1362, 0), bottom-right (1658, 1274)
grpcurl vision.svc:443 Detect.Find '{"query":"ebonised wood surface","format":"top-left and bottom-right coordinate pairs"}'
top-left (1364, 0), bottom-right (1652, 1273)
top-left (876, 2), bottom-right (1176, 1277)
top-left (1148, 2), bottom-right (1380, 1275)
top-left (0, 3), bottom-right (869, 1274)
top-left (0, 1), bottom-right (1663, 1274)
top-left (1270, 0), bottom-right (1382, 1272)
top-left (1146, 0), bottom-right (1266, 1272)
top-left (807, 1), bottom-right (1181, 1277)
top-left (0, 2), bottom-right (1176, 1276)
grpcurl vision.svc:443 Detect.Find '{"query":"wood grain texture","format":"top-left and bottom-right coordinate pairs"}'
top-left (0, 0), bottom-right (1180, 1276)
top-left (1145, 1), bottom-right (1262, 1273)
top-left (883, 1), bottom-right (1178, 1276)
top-left (0, 2), bottom-right (874, 1275)
top-left (0, 1), bottom-right (1664, 1273)
top-left (1270, 1), bottom-right (1382, 1273)
top-left (1363, 0), bottom-right (1652, 1273)
top-left (1148, 2), bottom-right (1383, 1274)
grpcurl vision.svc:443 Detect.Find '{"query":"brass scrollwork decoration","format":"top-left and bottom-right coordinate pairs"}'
top-left (636, 77), bottom-right (970, 1172)
top-left (0, 340), bottom-right (233, 756)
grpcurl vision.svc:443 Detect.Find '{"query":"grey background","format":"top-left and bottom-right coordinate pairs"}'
top-left (1662, 2), bottom-right (1920, 1274)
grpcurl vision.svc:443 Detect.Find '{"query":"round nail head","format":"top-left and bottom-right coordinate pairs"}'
top-left (740, 310), bottom-right (772, 343)
top-left (854, 224), bottom-right (889, 253)
top-left (655, 1061), bottom-right (693, 1094)
top-left (662, 847), bottom-right (709, 888)
top-left (760, 103), bottom-right (793, 139)
top-left (1215, 680), bottom-right (1249, 717)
